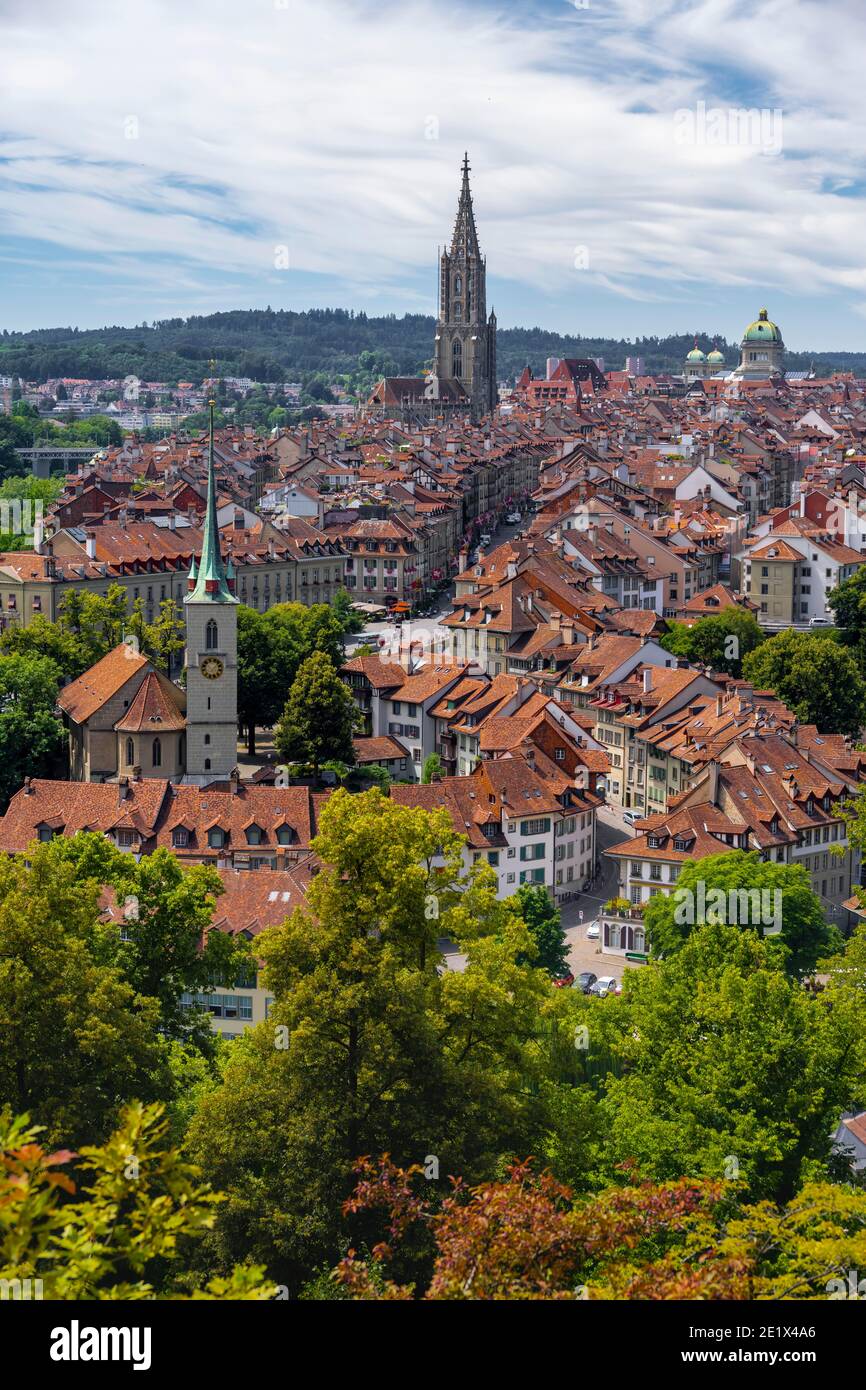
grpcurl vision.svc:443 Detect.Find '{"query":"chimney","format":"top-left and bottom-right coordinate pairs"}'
top-left (234, 508), bottom-right (245, 530)
top-left (708, 761), bottom-right (719, 805)
top-left (85, 529), bottom-right (96, 560)
top-left (168, 513), bottom-right (177, 531)
top-left (23, 776), bottom-right (33, 795)
top-left (506, 561), bottom-right (518, 580)
top-left (715, 693), bottom-right (724, 718)
top-left (799, 492), bottom-right (807, 517)
top-left (33, 515), bottom-right (45, 555)
top-left (118, 776), bottom-right (130, 802)
top-left (132, 765), bottom-right (142, 782)
top-left (643, 667), bottom-right (652, 693)
top-left (562, 620), bottom-right (575, 645)
top-left (230, 767), bottom-right (241, 794)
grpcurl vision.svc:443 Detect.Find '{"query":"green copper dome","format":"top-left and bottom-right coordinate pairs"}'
top-left (743, 307), bottom-right (781, 343)
top-left (707, 346), bottom-right (725, 363)
top-left (686, 342), bottom-right (706, 362)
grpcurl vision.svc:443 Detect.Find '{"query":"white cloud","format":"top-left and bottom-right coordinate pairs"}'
top-left (2, 0), bottom-right (866, 335)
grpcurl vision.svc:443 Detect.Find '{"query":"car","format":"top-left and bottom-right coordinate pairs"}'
top-left (809, 616), bottom-right (832, 626)
top-left (589, 976), bottom-right (619, 998)
top-left (479, 533), bottom-right (492, 547)
top-left (573, 971), bottom-right (597, 994)
top-left (506, 511), bottom-right (522, 524)
top-left (552, 971), bottom-right (575, 989)
top-left (585, 921), bottom-right (600, 940)
top-left (622, 810), bottom-right (639, 826)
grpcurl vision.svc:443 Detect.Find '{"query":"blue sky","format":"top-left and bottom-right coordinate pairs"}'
top-left (2, 0), bottom-right (866, 350)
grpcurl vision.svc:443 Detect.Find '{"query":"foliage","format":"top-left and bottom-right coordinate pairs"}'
top-left (598, 923), bottom-right (863, 1202)
top-left (512, 884), bottom-right (570, 977)
top-left (0, 1102), bottom-right (274, 1299)
top-left (336, 1155), bottom-right (866, 1300)
top-left (660, 608), bottom-right (764, 676)
top-left (642, 850), bottom-right (841, 976)
top-left (0, 651), bottom-right (67, 807)
top-left (274, 652), bottom-right (358, 777)
top-left (0, 841), bottom-right (171, 1144)
top-left (421, 753), bottom-right (443, 784)
top-left (236, 602), bottom-right (346, 755)
top-left (185, 789), bottom-right (565, 1290)
top-left (742, 630), bottom-right (866, 737)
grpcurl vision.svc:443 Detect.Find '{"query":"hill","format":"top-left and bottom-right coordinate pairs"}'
top-left (1, 308), bottom-right (864, 383)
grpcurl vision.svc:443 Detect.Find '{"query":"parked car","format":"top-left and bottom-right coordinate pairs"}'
top-left (585, 921), bottom-right (600, 940)
top-left (589, 976), bottom-right (619, 998)
top-left (573, 971), bottom-right (597, 994)
top-left (506, 511), bottom-right (522, 524)
top-left (623, 810), bottom-right (639, 826)
top-left (552, 971), bottom-right (575, 989)
top-left (479, 533), bottom-right (492, 547)
top-left (809, 616), bottom-right (832, 626)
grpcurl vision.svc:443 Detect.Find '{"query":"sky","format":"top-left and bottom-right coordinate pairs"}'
top-left (2, 0), bottom-right (866, 349)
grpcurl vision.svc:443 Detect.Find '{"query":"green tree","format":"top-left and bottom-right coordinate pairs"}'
top-left (274, 652), bottom-right (358, 780)
top-left (512, 884), bottom-right (570, 977)
top-left (661, 608), bottom-right (764, 676)
top-left (41, 833), bottom-right (256, 1050)
top-left (236, 602), bottom-right (346, 756)
top-left (598, 923), bottom-right (862, 1202)
top-left (0, 841), bottom-right (170, 1144)
top-left (642, 850), bottom-right (841, 976)
top-left (742, 629), bottom-right (866, 736)
top-left (829, 565), bottom-right (866, 660)
top-left (186, 789), bottom-right (560, 1290)
top-left (0, 652), bottom-right (66, 807)
top-left (331, 588), bottom-right (364, 636)
top-left (0, 613), bottom-right (90, 680)
top-left (421, 753), bottom-right (443, 784)
top-left (0, 1102), bottom-right (273, 1299)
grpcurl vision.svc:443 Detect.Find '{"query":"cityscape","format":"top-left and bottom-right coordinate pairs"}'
top-left (2, 0), bottom-right (866, 1360)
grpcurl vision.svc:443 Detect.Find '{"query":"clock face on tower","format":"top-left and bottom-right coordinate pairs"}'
top-left (200, 656), bottom-right (224, 681)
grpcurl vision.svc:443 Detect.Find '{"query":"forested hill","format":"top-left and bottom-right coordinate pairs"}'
top-left (1, 308), bottom-right (863, 383)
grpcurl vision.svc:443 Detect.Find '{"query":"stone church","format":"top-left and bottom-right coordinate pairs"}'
top-left (430, 153), bottom-right (498, 417)
top-left (58, 406), bottom-right (240, 786)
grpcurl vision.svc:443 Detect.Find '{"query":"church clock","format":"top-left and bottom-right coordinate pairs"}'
top-left (200, 656), bottom-right (224, 681)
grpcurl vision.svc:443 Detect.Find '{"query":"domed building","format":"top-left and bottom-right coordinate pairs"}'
top-left (684, 338), bottom-right (708, 381)
top-left (706, 344), bottom-right (726, 369)
top-left (734, 307), bottom-right (784, 379)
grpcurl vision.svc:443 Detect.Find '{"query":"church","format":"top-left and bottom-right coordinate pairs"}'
top-left (58, 404), bottom-right (240, 786)
top-left (368, 154), bottom-right (498, 419)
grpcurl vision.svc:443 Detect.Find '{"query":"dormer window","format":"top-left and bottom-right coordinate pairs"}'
top-left (647, 835), bottom-right (660, 848)
top-left (208, 827), bottom-right (226, 849)
top-left (276, 825), bottom-right (294, 845)
top-left (246, 825), bottom-right (263, 846)
top-left (172, 828), bottom-right (189, 848)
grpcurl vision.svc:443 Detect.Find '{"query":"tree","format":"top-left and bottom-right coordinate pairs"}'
top-left (829, 564), bottom-right (866, 658)
top-left (642, 850), bottom-right (841, 976)
top-left (186, 789), bottom-right (562, 1290)
top-left (331, 588), bottom-right (365, 636)
top-left (421, 753), bottom-right (443, 784)
top-left (0, 1103), bottom-right (273, 1299)
top-left (0, 652), bottom-right (67, 808)
top-left (274, 652), bottom-right (358, 780)
top-left (0, 841), bottom-right (170, 1145)
top-left (336, 1155), bottom-right (866, 1301)
top-left (660, 608), bottom-right (764, 676)
top-left (0, 613), bottom-right (90, 680)
top-left (512, 884), bottom-right (570, 977)
top-left (742, 629), bottom-right (866, 736)
top-left (236, 602), bottom-right (346, 756)
top-left (40, 833), bottom-right (256, 1050)
top-left (598, 923), bottom-right (862, 1202)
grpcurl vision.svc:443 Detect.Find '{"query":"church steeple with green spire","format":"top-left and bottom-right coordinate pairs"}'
top-left (185, 396), bottom-right (237, 607)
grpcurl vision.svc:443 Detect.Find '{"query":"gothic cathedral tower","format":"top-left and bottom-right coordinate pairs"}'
top-left (433, 154), bottom-right (497, 418)
top-left (182, 399), bottom-right (239, 784)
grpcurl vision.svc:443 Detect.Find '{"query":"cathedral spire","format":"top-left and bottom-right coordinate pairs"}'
top-left (451, 151), bottom-right (481, 259)
top-left (185, 383), bottom-right (237, 606)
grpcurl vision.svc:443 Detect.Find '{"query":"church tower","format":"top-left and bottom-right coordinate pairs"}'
top-left (433, 154), bottom-right (497, 418)
top-left (182, 396), bottom-right (239, 784)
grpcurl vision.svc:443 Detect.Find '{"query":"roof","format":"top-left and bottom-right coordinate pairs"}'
top-left (57, 643), bottom-right (149, 724)
top-left (114, 671), bottom-right (186, 733)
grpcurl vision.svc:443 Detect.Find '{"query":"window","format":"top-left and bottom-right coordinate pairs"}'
top-left (452, 337), bottom-right (463, 377)
top-left (276, 825), bottom-right (294, 845)
top-left (521, 818), bottom-right (551, 836)
top-left (206, 619), bottom-right (218, 650)
top-left (208, 828), bottom-right (225, 849)
top-left (117, 830), bottom-right (133, 849)
top-left (126, 737), bottom-right (134, 766)
top-left (172, 828), bottom-right (188, 848)
top-left (152, 737), bottom-right (161, 768)
top-left (246, 825), bottom-right (263, 845)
